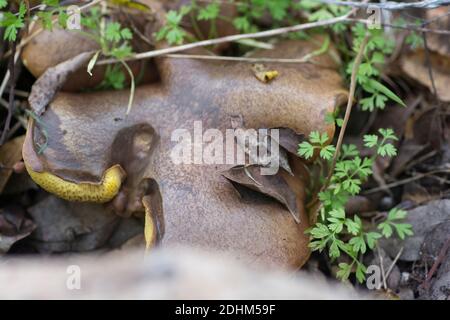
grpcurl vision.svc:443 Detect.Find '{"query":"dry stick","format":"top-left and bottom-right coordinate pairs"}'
top-left (385, 247), bottom-right (404, 281)
top-left (378, 248), bottom-right (388, 290)
top-left (317, 0), bottom-right (450, 10)
top-left (97, 8), bottom-right (360, 66)
top-left (0, 50), bottom-right (20, 107)
top-left (363, 169), bottom-right (450, 194)
top-left (422, 32), bottom-right (439, 98)
top-left (98, 18), bottom-right (450, 66)
top-left (164, 54), bottom-right (326, 64)
top-left (323, 34), bottom-right (370, 190)
top-left (348, 18), bottom-right (450, 35)
top-left (306, 34), bottom-right (369, 216)
top-left (0, 42), bottom-right (17, 145)
top-left (420, 238), bottom-right (450, 290)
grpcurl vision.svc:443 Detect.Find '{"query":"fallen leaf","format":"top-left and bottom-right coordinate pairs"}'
top-left (0, 206), bottom-right (35, 254)
top-left (28, 51), bottom-right (96, 117)
top-left (418, 221), bottom-right (450, 300)
top-left (401, 50), bottom-right (450, 102)
top-left (426, 7), bottom-right (450, 58)
top-left (0, 135), bottom-right (25, 194)
top-left (251, 63), bottom-right (279, 83)
top-left (222, 165), bottom-right (303, 223)
top-left (27, 195), bottom-right (120, 253)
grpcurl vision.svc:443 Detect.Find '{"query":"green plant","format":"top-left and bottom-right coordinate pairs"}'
top-left (155, 0), bottom-right (223, 45)
top-left (297, 0), bottom-right (349, 33)
top-left (0, 1), bottom-right (26, 41)
top-left (298, 1), bottom-right (424, 112)
top-left (0, 2), bottom-right (137, 112)
top-left (293, 6), bottom-right (419, 283)
top-left (155, 0), bottom-right (303, 44)
top-left (0, 1), bottom-right (70, 41)
top-left (299, 129), bottom-right (413, 283)
top-left (233, 0), bottom-right (296, 33)
top-left (155, 5), bottom-right (191, 45)
top-left (348, 23), bottom-right (406, 111)
top-left (81, 7), bottom-right (136, 113)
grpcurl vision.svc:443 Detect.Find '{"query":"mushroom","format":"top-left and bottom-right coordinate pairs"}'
top-left (23, 37), bottom-right (347, 268)
top-left (22, 0), bottom-right (347, 268)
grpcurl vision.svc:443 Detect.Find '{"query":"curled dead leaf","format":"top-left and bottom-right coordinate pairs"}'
top-left (252, 63), bottom-right (279, 83)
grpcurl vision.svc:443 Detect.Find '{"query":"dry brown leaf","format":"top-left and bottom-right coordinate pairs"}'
top-left (28, 51), bottom-right (96, 116)
top-left (0, 135), bottom-right (25, 194)
top-left (401, 50), bottom-right (450, 102)
top-left (426, 7), bottom-right (450, 58)
top-left (222, 165), bottom-right (301, 223)
top-left (27, 195), bottom-right (119, 253)
top-left (251, 63), bottom-right (279, 83)
top-left (0, 206), bottom-right (35, 254)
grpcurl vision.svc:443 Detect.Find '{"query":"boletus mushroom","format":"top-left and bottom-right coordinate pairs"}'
top-left (22, 5), bottom-right (347, 269)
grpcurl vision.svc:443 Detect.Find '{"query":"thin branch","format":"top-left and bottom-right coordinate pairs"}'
top-left (164, 53), bottom-right (326, 65)
top-left (363, 169), bottom-right (450, 194)
top-left (0, 41), bottom-right (17, 145)
top-left (348, 18), bottom-right (450, 35)
top-left (97, 8), bottom-right (359, 66)
top-left (322, 34), bottom-right (370, 189)
top-left (420, 238), bottom-right (450, 290)
top-left (385, 247), bottom-right (404, 281)
top-left (317, 0), bottom-right (450, 10)
top-left (0, 50), bottom-right (21, 110)
top-left (97, 17), bottom-right (450, 66)
top-left (378, 248), bottom-right (388, 290)
top-left (422, 30), bottom-right (439, 98)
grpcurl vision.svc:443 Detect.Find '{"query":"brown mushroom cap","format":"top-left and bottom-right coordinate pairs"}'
top-left (23, 39), bottom-right (347, 268)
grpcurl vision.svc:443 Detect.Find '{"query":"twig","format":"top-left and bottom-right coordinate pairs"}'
top-left (420, 238), bottom-right (450, 290)
top-left (164, 53), bottom-right (326, 64)
top-left (45, 5), bottom-right (449, 67)
top-left (0, 8), bottom-right (40, 106)
top-left (0, 41), bottom-right (17, 145)
top-left (378, 248), bottom-right (388, 290)
top-left (422, 30), bottom-right (439, 98)
top-left (322, 34), bottom-right (370, 189)
top-left (0, 51), bottom-right (20, 109)
top-left (97, 7), bottom-right (359, 66)
top-left (363, 169), bottom-right (450, 194)
top-left (317, 0), bottom-right (450, 10)
top-left (348, 18), bottom-right (450, 35)
top-left (385, 247), bottom-right (404, 281)
top-left (120, 60), bottom-right (135, 115)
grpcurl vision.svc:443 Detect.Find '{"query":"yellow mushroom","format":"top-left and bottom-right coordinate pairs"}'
top-left (25, 164), bottom-right (125, 203)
